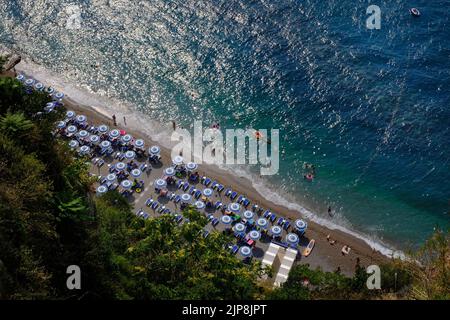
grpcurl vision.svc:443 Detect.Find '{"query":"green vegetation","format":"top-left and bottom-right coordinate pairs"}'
top-left (0, 76), bottom-right (448, 300)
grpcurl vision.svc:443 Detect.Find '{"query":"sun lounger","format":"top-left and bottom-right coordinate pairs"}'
top-left (163, 208), bottom-right (171, 215)
top-left (157, 205), bottom-right (166, 213)
top-left (277, 217), bottom-right (285, 225)
top-left (182, 183), bottom-right (190, 191)
top-left (189, 186), bottom-right (196, 194)
top-left (174, 195), bottom-right (181, 203)
top-left (97, 159), bottom-right (105, 167)
top-left (230, 191), bottom-right (238, 200)
top-left (269, 214), bottom-right (277, 223)
top-left (174, 215), bottom-right (183, 224)
top-left (214, 201), bottom-right (222, 209)
top-left (203, 230), bottom-right (210, 238)
top-left (242, 198), bottom-right (250, 207)
top-left (216, 184), bottom-right (224, 192)
top-left (207, 214), bottom-right (214, 221)
top-left (177, 180), bottom-right (184, 189)
top-left (224, 188), bottom-right (232, 197)
top-left (283, 221), bottom-right (290, 231)
top-left (263, 210), bottom-right (271, 218)
top-left (139, 163), bottom-right (148, 172)
top-left (194, 190), bottom-right (201, 199)
top-left (237, 195), bottom-right (243, 203)
top-left (203, 178), bottom-right (212, 186)
top-left (145, 198), bottom-right (154, 207)
top-left (231, 245), bottom-right (239, 255)
top-left (151, 201), bottom-right (159, 210)
top-left (211, 181), bottom-right (218, 189)
top-left (211, 218), bottom-right (219, 227)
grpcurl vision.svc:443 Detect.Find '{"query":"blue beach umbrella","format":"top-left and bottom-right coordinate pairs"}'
top-left (134, 139), bottom-right (144, 148)
top-left (186, 162), bottom-right (198, 171)
top-left (98, 125), bottom-right (109, 133)
top-left (257, 218), bottom-right (268, 229)
top-left (109, 129), bottom-right (120, 138)
top-left (76, 115), bottom-right (87, 123)
top-left (221, 215), bottom-right (232, 225)
top-left (89, 135), bottom-right (100, 144)
top-left (131, 169), bottom-right (141, 178)
top-left (121, 134), bottom-right (132, 144)
top-left (35, 83), bottom-right (44, 91)
top-left (78, 130), bottom-right (89, 138)
top-left (106, 173), bottom-right (117, 182)
top-left (96, 185), bottom-right (108, 195)
top-left (195, 201), bottom-right (205, 210)
top-left (68, 140), bottom-right (79, 149)
top-left (295, 219), bottom-right (307, 233)
top-left (149, 145), bottom-right (160, 155)
top-left (121, 180), bottom-right (132, 189)
top-left (155, 179), bottom-right (167, 189)
top-left (271, 225), bottom-right (282, 237)
top-left (248, 230), bottom-right (261, 241)
top-left (125, 150), bottom-right (135, 160)
top-left (172, 155), bottom-right (183, 166)
top-left (16, 74), bottom-right (25, 81)
top-left (45, 87), bottom-right (55, 94)
top-left (164, 167), bottom-right (175, 177)
top-left (239, 246), bottom-right (252, 258)
top-left (115, 162), bottom-right (126, 171)
top-left (54, 92), bottom-right (64, 100)
top-left (56, 121), bottom-right (66, 129)
top-left (67, 125), bottom-right (77, 134)
top-left (100, 140), bottom-right (111, 149)
top-left (286, 233), bottom-right (299, 246)
top-left (25, 78), bottom-right (35, 86)
top-left (66, 110), bottom-right (76, 119)
top-left (234, 223), bottom-right (246, 235)
top-left (243, 210), bottom-right (254, 220)
top-left (203, 188), bottom-right (213, 197)
top-left (79, 145), bottom-right (90, 155)
top-left (181, 193), bottom-right (191, 203)
top-left (228, 203), bottom-right (240, 213)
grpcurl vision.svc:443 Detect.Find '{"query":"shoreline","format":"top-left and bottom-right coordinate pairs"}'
top-left (4, 62), bottom-right (394, 276)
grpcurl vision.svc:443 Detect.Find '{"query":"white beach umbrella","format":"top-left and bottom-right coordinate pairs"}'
top-left (155, 179), bottom-right (167, 189)
top-left (54, 92), bottom-right (65, 100)
top-left (35, 83), bottom-right (44, 91)
top-left (89, 135), bottom-right (100, 144)
top-left (100, 140), bottom-right (111, 149)
top-left (109, 129), bottom-right (120, 138)
top-left (257, 218), bottom-right (268, 229)
top-left (195, 201), bottom-right (205, 210)
top-left (243, 210), bottom-right (254, 220)
top-left (164, 167), bottom-right (175, 177)
top-left (248, 230), bottom-right (261, 241)
top-left (45, 87), bottom-right (55, 94)
top-left (149, 145), bottom-right (160, 155)
top-left (186, 162), bottom-right (198, 171)
top-left (16, 74), bottom-right (25, 81)
top-left (234, 223), bottom-right (246, 235)
top-left (79, 145), bottom-right (90, 155)
top-left (67, 125), bottom-right (77, 134)
top-left (286, 233), bottom-right (299, 246)
top-left (115, 162), bottom-right (126, 171)
top-left (56, 121), bottom-right (66, 129)
top-left (125, 150), bottom-right (135, 160)
top-left (78, 130), bottom-right (89, 138)
top-left (66, 110), bottom-right (76, 119)
top-left (172, 155), bottom-right (183, 166)
top-left (131, 169), bottom-right (141, 178)
top-left (121, 180), bottom-right (132, 189)
top-left (106, 173), bottom-right (117, 182)
top-left (239, 246), bottom-right (252, 258)
top-left (98, 125), bottom-right (109, 133)
top-left (121, 134), bottom-right (132, 144)
top-left (134, 139), bottom-right (144, 148)
top-left (228, 203), bottom-right (240, 213)
top-left (203, 188), bottom-right (213, 197)
top-left (221, 215), bottom-right (232, 225)
top-left (181, 193), bottom-right (191, 203)
top-left (25, 79), bottom-right (35, 86)
top-left (295, 219), bottom-right (307, 232)
top-left (76, 115), bottom-right (87, 123)
top-left (96, 185), bottom-right (108, 195)
top-left (68, 140), bottom-right (79, 149)
top-left (271, 226), bottom-right (282, 237)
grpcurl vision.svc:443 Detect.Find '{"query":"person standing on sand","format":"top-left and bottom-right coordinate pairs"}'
top-left (112, 114), bottom-right (117, 126)
top-left (123, 116), bottom-right (127, 126)
top-left (171, 120), bottom-right (176, 131)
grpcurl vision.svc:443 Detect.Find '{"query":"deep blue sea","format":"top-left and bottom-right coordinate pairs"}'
top-left (1, 0), bottom-right (449, 253)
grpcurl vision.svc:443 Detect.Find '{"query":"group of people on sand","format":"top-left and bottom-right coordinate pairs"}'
top-left (112, 114), bottom-right (126, 127)
top-left (326, 234), bottom-right (352, 256)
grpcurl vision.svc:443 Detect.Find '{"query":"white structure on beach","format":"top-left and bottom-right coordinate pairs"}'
top-left (261, 242), bottom-right (298, 287)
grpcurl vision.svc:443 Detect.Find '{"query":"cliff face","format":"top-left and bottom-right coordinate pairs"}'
top-left (3, 54), bottom-right (21, 72)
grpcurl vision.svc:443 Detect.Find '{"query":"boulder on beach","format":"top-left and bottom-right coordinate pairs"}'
top-left (3, 54), bottom-right (21, 71)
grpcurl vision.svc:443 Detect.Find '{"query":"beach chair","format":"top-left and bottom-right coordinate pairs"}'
top-left (214, 201), bottom-right (223, 210)
top-left (93, 158), bottom-right (100, 165)
top-left (168, 192), bottom-right (176, 201)
top-left (252, 204), bottom-right (259, 212)
top-left (211, 218), bottom-right (219, 227)
top-left (207, 214), bottom-right (214, 221)
top-left (203, 178), bottom-right (212, 186)
top-left (283, 221), bottom-right (290, 231)
top-left (263, 210), bottom-right (271, 218)
top-left (174, 195), bottom-right (181, 203)
top-left (151, 201), bottom-right (159, 210)
top-left (237, 195), bottom-right (243, 204)
top-left (216, 184), bottom-right (224, 192)
top-left (177, 180), bottom-right (185, 189)
top-left (188, 186), bottom-right (196, 195)
top-left (230, 191), bottom-right (238, 200)
top-left (142, 212), bottom-right (150, 220)
top-left (269, 214), bottom-right (277, 223)
top-left (211, 181), bottom-right (218, 189)
top-left (203, 230), bottom-right (210, 239)
top-left (145, 198), bottom-right (154, 207)
top-left (174, 215), bottom-right (183, 224)
top-left (163, 208), bottom-right (171, 215)
top-left (182, 183), bottom-right (190, 191)
top-left (242, 198), bottom-right (250, 207)
top-left (194, 190), bottom-right (201, 199)
top-left (277, 217), bottom-right (285, 226)
top-left (157, 205), bottom-right (166, 213)
top-left (224, 189), bottom-right (232, 197)
top-left (97, 159), bottom-right (105, 168)
top-left (230, 245), bottom-right (239, 255)
top-left (139, 163), bottom-right (148, 173)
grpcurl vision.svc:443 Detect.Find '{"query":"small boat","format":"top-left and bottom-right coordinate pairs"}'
top-left (303, 239), bottom-right (315, 257)
top-left (410, 8), bottom-right (421, 17)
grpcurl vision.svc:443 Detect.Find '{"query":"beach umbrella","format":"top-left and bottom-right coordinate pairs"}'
top-left (181, 193), bottom-right (191, 203)
top-left (203, 188), bottom-right (213, 197)
top-left (25, 79), bottom-right (35, 86)
top-left (16, 74), bottom-right (25, 81)
top-left (131, 169), bottom-right (141, 178)
top-left (286, 233), bottom-right (299, 246)
top-left (78, 130), bottom-right (89, 138)
top-left (248, 230), bottom-right (261, 241)
top-left (234, 223), bottom-right (246, 235)
top-left (257, 218), bottom-right (268, 229)
top-left (164, 167), bottom-right (175, 177)
top-left (106, 173), bottom-right (117, 182)
top-left (96, 185), bottom-right (108, 195)
top-left (67, 125), bottom-right (77, 134)
top-left (54, 92), bottom-right (65, 100)
top-left (35, 83), bottom-right (44, 91)
top-left (121, 180), bottom-right (132, 189)
top-left (45, 87), bottom-right (55, 94)
top-left (115, 162), bottom-right (126, 171)
top-left (89, 135), bottom-right (100, 144)
top-left (125, 150), bottom-right (135, 160)
top-left (98, 125), bottom-right (109, 133)
top-left (109, 129), bottom-right (120, 138)
top-left (172, 155), bottom-right (183, 166)
top-left (121, 134), bottom-right (132, 144)
top-left (186, 162), bottom-right (198, 171)
top-left (76, 115), bottom-right (87, 123)
top-left (243, 210), bottom-right (254, 220)
top-left (66, 110), bottom-right (76, 119)
top-left (149, 145), bottom-right (160, 155)
top-left (155, 179), bottom-right (167, 189)
top-left (79, 145), bottom-right (90, 155)
top-left (134, 139), bottom-right (144, 148)
top-left (295, 219), bottom-right (307, 232)
top-left (195, 201), bottom-right (205, 210)
top-left (228, 203), bottom-right (240, 213)
top-left (239, 246), bottom-right (252, 258)
top-left (221, 215), bottom-right (232, 225)
top-left (100, 140), bottom-right (111, 149)
top-left (56, 121), bottom-right (66, 129)
top-left (68, 140), bottom-right (79, 149)
top-left (271, 226), bottom-right (282, 237)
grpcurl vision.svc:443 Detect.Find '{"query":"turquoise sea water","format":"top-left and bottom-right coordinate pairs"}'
top-left (1, 0), bottom-right (449, 251)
